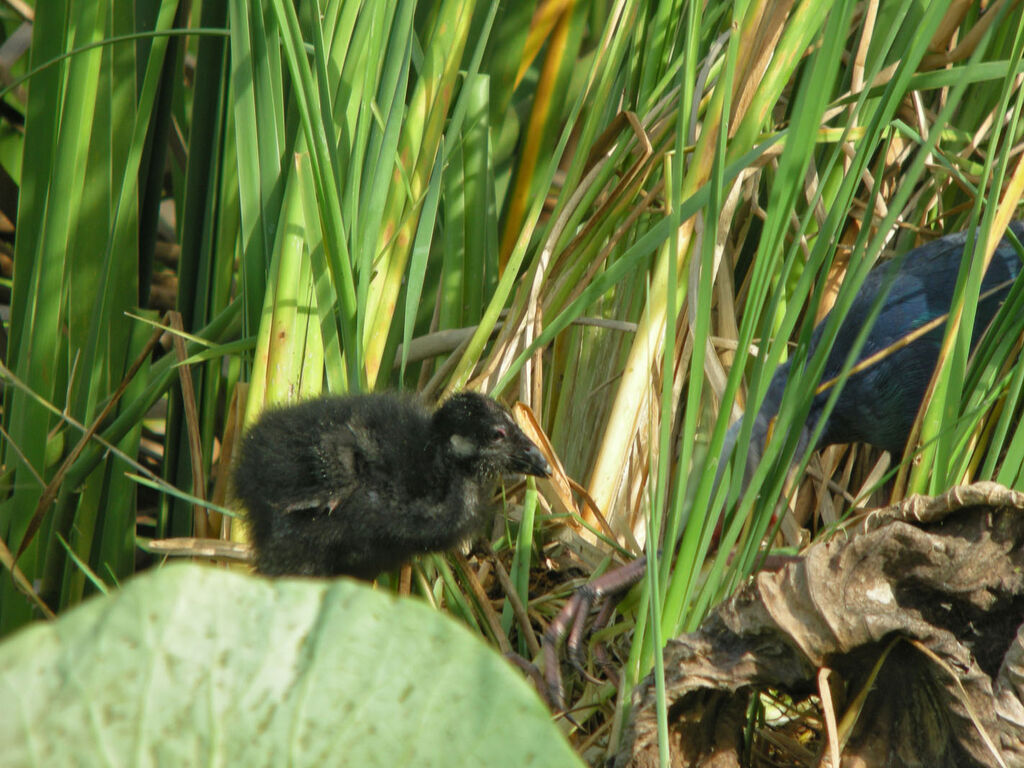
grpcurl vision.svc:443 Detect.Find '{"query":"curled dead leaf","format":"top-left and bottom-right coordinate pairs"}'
top-left (619, 482), bottom-right (1024, 768)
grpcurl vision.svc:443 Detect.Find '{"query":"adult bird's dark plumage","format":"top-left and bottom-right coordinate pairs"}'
top-left (720, 221), bottom-right (1024, 493)
top-left (544, 222), bottom-right (1024, 709)
top-left (233, 391), bottom-right (551, 579)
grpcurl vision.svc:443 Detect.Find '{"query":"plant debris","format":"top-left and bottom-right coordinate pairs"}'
top-left (617, 482), bottom-right (1024, 768)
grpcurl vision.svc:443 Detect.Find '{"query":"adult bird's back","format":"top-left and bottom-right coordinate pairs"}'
top-left (720, 221), bottom-right (1024, 501)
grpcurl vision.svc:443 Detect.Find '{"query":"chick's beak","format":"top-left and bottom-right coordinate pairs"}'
top-left (512, 440), bottom-right (551, 478)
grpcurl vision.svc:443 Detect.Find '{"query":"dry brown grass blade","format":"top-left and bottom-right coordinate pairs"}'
top-left (168, 312), bottom-right (209, 539)
top-left (923, 0), bottom-right (1021, 68)
top-left (0, 529), bottom-right (54, 618)
top-left (481, 540), bottom-right (540, 658)
top-left (144, 536), bottom-right (252, 562)
top-left (453, 550), bottom-right (512, 655)
top-left (515, 0), bottom-right (573, 89)
top-left (11, 320), bottom-right (165, 563)
top-left (211, 381), bottom-right (247, 541)
top-left (817, 666), bottom-right (840, 768)
top-left (512, 400), bottom-right (580, 528)
top-left (907, 637), bottom-right (1010, 768)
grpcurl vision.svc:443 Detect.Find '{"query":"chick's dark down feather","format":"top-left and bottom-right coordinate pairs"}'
top-left (233, 392), bottom-right (550, 579)
top-left (722, 222), bottom-right (1024, 490)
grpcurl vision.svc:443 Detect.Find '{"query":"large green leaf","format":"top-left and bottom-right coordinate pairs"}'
top-left (0, 564), bottom-right (581, 768)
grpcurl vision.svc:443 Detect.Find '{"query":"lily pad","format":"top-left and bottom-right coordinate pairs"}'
top-left (0, 563), bottom-right (581, 768)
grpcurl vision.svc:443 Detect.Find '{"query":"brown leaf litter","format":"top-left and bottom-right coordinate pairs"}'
top-left (618, 482), bottom-right (1024, 768)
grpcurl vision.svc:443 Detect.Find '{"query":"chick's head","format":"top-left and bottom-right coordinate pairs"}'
top-left (432, 392), bottom-right (551, 479)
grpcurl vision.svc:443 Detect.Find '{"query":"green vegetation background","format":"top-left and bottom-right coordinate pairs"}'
top-left (1, 0), bottom-right (1023, 763)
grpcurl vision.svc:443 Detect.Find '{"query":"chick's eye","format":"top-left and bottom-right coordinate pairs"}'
top-left (490, 426), bottom-right (507, 442)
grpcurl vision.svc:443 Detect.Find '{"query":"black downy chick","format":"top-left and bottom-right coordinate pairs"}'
top-left (233, 391), bottom-right (551, 579)
top-left (719, 221), bottom-right (1024, 496)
